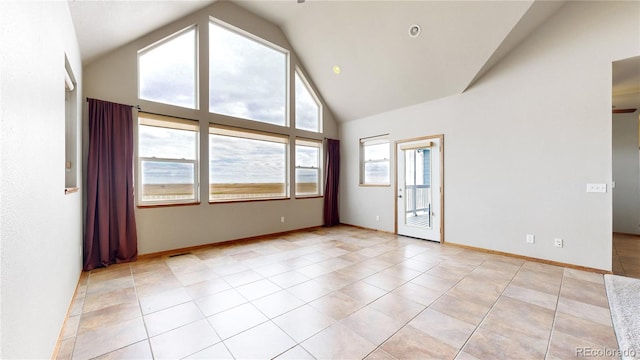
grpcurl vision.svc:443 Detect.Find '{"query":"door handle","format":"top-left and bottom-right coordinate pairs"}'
top-left (398, 195), bottom-right (403, 198)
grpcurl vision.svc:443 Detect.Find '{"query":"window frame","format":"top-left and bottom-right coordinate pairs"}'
top-left (294, 69), bottom-right (322, 133)
top-left (137, 112), bottom-right (200, 207)
top-left (137, 25), bottom-right (199, 110)
top-left (360, 135), bottom-right (391, 187)
top-left (208, 17), bottom-right (290, 127)
top-left (209, 124), bottom-right (290, 203)
top-left (295, 138), bottom-right (323, 198)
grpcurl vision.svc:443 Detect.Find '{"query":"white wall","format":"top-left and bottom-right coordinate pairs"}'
top-left (84, 1), bottom-right (339, 255)
top-left (0, 2), bottom-right (84, 358)
top-left (340, 1), bottom-right (640, 271)
top-left (613, 112), bottom-right (640, 234)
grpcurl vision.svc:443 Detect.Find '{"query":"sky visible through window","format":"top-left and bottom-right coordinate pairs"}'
top-left (295, 72), bottom-right (320, 132)
top-left (209, 135), bottom-right (286, 184)
top-left (139, 125), bottom-right (197, 185)
top-left (139, 28), bottom-right (196, 109)
top-left (364, 142), bottom-right (390, 184)
top-left (209, 22), bottom-right (287, 126)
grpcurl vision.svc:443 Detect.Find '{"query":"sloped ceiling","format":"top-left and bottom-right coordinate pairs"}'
top-left (69, 0), bottom-right (567, 122)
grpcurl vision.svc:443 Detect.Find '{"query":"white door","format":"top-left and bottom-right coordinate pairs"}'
top-left (397, 137), bottom-right (442, 242)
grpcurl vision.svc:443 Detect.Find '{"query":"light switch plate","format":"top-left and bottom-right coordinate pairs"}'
top-left (586, 184), bottom-right (606, 193)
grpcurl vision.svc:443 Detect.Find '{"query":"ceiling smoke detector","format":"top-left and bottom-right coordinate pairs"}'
top-left (408, 24), bottom-right (421, 38)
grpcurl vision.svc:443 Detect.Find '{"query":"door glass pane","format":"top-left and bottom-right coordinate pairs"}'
top-left (404, 148), bottom-right (431, 229)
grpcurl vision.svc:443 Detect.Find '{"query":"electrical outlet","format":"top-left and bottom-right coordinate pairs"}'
top-left (280, 216), bottom-right (285, 223)
top-left (376, 215), bottom-right (380, 221)
top-left (586, 184), bottom-right (606, 193)
top-left (526, 234), bottom-right (535, 244)
top-left (554, 238), bottom-right (563, 248)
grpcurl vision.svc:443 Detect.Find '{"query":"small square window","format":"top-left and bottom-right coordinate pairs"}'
top-left (360, 136), bottom-right (390, 186)
top-left (138, 113), bottom-right (200, 205)
top-left (296, 138), bottom-right (322, 196)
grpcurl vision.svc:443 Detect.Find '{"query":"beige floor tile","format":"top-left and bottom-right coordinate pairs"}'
top-left (93, 340), bottom-right (153, 360)
top-left (502, 283), bottom-right (558, 310)
top-left (77, 302), bottom-right (142, 335)
top-left (275, 345), bottom-right (315, 359)
top-left (150, 319), bottom-right (221, 359)
top-left (362, 272), bottom-right (407, 292)
top-left (208, 302), bottom-right (268, 339)
top-left (547, 328), bottom-right (618, 359)
top-left (194, 288), bottom-right (247, 317)
top-left (462, 327), bottom-right (546, 359)
top-left (341, 306), bottom-right (405, 345)
top-left (268, 270), bottom-right (311, 288)
top-left (310, 291), bottom-right (363, 320)
top-left (139, 287), bottom-right (191, 314)
top-left (552, 311), bottom-right (618, 349)
top-left (224, 321), bottom-right (296, 359)
top-left (184, 278), bottom-right (232, 300)
top-left (287, 279), bottom-right (335, 302)
top-left (479, 297), bottom-right (554, 348)
top-left (73, 317), bottom-right (147, 359)
top-left (409, 308), bottom-right (476, 350)
top-left (184, 342), bottom-right (234, 359)
top-left (235, 278), bottom-right (281, 301)
top-left (382, 325), bottom-right (458, 360)
top-left (365, 349), bottom-right (397, 360)
top-left (144, 301), bottom-right (204, 337)
top-left (410, 273), bottom-right (458, 292)
top-left (251, 290), bottom-right (305, 318)
top-left (560, 276), bottom-right (609, 308)
top-left (510, 268), bottom-right (562, 295)
top-left (61, 315), bottom-right (80, 340)
top-left (55, 338), bottom-right (74, 360)
top-left (82, 286), bottom-right (137, 313)
top-left (56, 226), bottom-right (628, 360)
top-left (556, 296), bottom-right (612, 326)
top-left (429, 294), bottom-right (492, 326)
top-left (339, 281), bottom-right (388, 304)
top-left (391, 282), bottom-right (443, 306)
top-left (302, 323), bottom-right (376, 360)
top-left (223, 269), bottom-right (263, 287)
top-left (273, 304), bottom-right (335, 342)
top-left (368, 292), bottom-right (425, 323)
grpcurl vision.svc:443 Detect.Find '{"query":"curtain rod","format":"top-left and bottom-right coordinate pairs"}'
top-left (86, 97), bottom-right (141, 110)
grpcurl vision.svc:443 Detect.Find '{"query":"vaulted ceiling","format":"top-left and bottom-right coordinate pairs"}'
top-left (69, 0), bottom-right (575, 122)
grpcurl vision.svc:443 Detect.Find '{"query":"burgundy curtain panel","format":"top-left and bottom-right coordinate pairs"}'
top-left (84, 98), bottom-right (138, 271)
top-left (323, 138), bottom-right (340, 226)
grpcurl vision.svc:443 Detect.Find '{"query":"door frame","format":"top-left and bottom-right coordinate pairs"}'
top-left (394, 134), bottom-right (445, 242)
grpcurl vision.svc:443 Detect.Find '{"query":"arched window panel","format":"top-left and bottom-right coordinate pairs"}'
top-left (209, 19), bottom-right (288, 127)
top-left (138, 26), bottom-right (198, 109)
top-left (295, 70), bottom-right (322, 133)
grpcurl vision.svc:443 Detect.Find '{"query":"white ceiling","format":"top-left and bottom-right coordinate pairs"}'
top-left (68, 0), bottom-right (597, 122)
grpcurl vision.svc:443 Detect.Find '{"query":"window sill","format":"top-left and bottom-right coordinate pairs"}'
top-left (65, 187), bottom-right (79, 195)
top-left (209, 197), bottom-right (290, 204)
top-left (137, 202), bottom-right (200, 209)
top-left (295, 195), bottom-right (323, 199)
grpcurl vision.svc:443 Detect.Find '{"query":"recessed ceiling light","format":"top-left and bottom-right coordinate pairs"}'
top-left (409, 24), bottom-right (421, 38)
top-left (333, 65), bottom-right (341, 75)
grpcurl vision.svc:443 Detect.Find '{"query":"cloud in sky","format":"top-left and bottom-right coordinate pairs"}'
top-left (295, 72), bottom-right (320, 132)
top-left (209, 22), bottom-right (286, 126)
top-left (139, 28), bottom-right (196, 109)
top-left (209, 135), bottom-right (286, 183)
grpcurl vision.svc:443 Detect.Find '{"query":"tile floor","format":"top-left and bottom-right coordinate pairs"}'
top-left (57, 226), bottom-right (619, 359)
top-left (612, 232), bottom-right (640, 279)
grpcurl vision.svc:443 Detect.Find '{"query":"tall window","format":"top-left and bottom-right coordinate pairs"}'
top-left (296, 138), bottom-right (322, 196)
top-left (64, 56), bottom-right (78, 192)
top-left (295, 70), bottom-right (321, 132)
top-left (360, 135), bottom-right (390, 185)
top-left (138, 26), bottom-right (197, 109)
top-left (209, 125), bottom-right (289, 202)
top-left (138, 113), bottom-right (199, 205)
top-left (209, 20), bottom-right (288, 126)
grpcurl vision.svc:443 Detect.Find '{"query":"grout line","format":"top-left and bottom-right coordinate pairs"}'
top-left (544, 268), bottom-right (566, 359)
